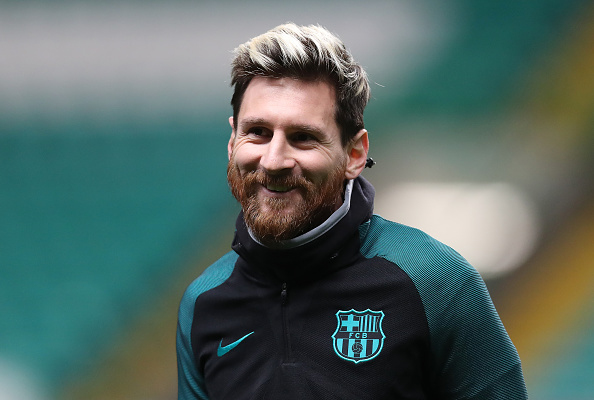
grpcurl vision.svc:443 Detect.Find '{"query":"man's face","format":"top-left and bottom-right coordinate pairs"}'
top-left (227, 76), bottom-right (353, 244)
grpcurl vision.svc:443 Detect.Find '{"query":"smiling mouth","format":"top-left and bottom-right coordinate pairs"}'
top-left (265, 184), bottom-right (292, 193)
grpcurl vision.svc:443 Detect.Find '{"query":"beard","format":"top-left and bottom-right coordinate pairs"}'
top-left (227, 159), bottom-right (347, 245)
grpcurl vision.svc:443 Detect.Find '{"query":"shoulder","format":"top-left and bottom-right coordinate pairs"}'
top-left (179, 251), bottom-right (239, 317)
top-left (359, 215), bottom-right (486, 320)
top-left (360, 215), bottom-right (527, 397)
top-left (360, 214), bottom-right (477, 281)
top-left (176, 253), bottom-right (237, 400)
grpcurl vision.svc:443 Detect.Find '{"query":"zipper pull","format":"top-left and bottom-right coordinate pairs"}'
top-left (281, 283), bottom-right (288, 305)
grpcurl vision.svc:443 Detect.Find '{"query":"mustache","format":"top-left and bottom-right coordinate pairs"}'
top-left (242, 170), bottom-right (314, 191)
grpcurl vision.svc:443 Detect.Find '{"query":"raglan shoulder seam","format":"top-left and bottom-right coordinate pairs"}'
top-left (358, 214), bottom-right (483, 336)
top-left (359, 215), bottom-right (526, 398)
top-left (359, 214), bottom-right (475, 281)
top-left (180, 250), bottom-right (239, 307)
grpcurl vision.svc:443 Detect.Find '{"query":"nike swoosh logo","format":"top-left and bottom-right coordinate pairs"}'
top-left (217, 331), bottom-right (254, 357)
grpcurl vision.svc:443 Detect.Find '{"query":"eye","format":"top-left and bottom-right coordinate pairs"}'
top-left (248, 127), bottom-right (265, 136)
top-left (242, 126), bottom-right (272, 141)
top-left (294, 132), bottom-right (316, 142)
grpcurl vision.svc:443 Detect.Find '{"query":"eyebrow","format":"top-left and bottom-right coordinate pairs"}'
top-left (239, 117), bottom-right (326, 136)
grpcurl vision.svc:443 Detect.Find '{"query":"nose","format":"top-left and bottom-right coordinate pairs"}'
top-left (259, 133), bottom-right (295, 174)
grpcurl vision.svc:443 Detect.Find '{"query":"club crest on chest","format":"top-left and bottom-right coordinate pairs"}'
top-left (332, 309), bottom-right (385, 363)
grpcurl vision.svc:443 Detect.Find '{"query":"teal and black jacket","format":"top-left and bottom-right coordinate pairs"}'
top-left (177, 177), bottom-right (527, 399)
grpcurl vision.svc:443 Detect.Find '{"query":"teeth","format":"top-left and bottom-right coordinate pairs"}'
top-left (266, 184), bottom-right (290, 192)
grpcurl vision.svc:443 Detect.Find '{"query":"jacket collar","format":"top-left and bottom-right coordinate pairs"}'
top-left (231, 176), bottom-right (375, 284)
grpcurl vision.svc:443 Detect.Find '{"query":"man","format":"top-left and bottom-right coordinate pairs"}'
top-left (177, 23), bottom-right (527, 399)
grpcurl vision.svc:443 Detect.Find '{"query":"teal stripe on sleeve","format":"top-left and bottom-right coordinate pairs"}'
top-left (359, 215), bottom-right (527, 399)
top-left (177, 251), bottom-right (238, 400)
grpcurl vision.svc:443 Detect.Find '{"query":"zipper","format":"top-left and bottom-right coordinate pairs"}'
top-left (280, 282), bottom-right (292, 362)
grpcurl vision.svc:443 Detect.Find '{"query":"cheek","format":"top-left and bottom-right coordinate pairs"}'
top-left (301, 166), bottom-right (332, 187)
top-left (305, 154), bottom-right (346, 182)
top-left (231, 145), bottom-right (260, 172)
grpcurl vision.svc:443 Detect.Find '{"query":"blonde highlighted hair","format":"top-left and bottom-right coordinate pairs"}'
top-left (230, 23), bottom-right (370, 145)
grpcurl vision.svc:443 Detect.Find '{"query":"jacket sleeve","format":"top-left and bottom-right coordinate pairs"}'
top-left (176, 285), bottom-right (209, 400)
top-left (417, 246), bottom-right (528, 399)
top-left (361, 217), bottom-right (527, 399)
top-left (176, 252), bottom-right (238, 400)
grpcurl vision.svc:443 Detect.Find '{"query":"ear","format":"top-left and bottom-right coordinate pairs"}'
top-left (227, 116), bottom-right (236, 160)
top-left (345, 129), bottom-right (369, 180)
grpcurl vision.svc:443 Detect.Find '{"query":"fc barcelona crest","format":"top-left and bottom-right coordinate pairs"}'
top-left (332, 309), bottom-right (385, 363)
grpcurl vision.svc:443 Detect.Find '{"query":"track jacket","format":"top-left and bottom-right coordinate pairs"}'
top-left (177, 177), bottom-right (528, 399)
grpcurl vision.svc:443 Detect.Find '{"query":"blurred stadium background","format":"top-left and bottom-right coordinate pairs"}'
top-left (1, 0), bottom-right (593, 399)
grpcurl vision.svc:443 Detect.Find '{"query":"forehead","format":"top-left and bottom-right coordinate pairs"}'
top-left (238, 77), bottom-right (338, 129)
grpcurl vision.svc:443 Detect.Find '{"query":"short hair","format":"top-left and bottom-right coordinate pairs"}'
top-left (230, 23), bottom-right (370, 146)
